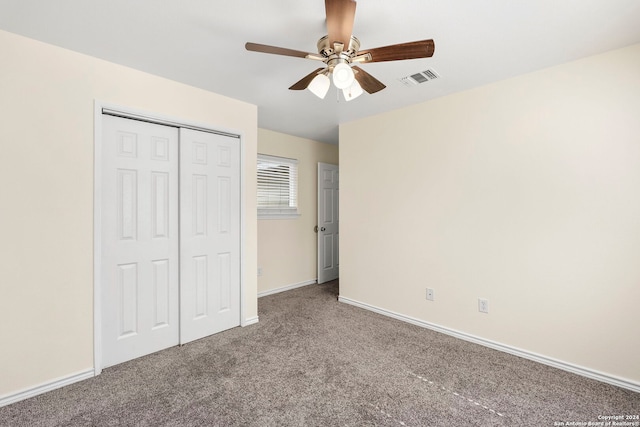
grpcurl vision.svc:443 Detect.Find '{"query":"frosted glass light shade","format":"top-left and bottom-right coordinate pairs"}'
top-left (332, 63), bottom-right (355, 89)
top-left (343, 79), bottom-right (363, 101)
top-left (308, 74), bottom-right (330, 99)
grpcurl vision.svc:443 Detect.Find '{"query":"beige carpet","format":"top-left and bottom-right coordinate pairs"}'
top-left (1, 280), bottom-right (638, 426)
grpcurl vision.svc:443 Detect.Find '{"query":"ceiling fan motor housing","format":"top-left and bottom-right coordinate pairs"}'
top-left (317, 35), bottom-right (361, 67)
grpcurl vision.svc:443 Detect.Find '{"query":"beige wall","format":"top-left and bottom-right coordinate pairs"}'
top-left (257, 129), bottom-right (339, 295)
top-left (340, 43), bottom-right (640, 386)
top-left (0, 30), bottom-right (258, 398)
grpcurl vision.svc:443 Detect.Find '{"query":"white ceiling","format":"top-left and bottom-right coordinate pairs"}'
top-left (1, 0), bottom-right (640, 144)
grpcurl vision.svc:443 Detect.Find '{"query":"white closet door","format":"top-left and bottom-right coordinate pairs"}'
top-left (101, 115), bottom-right (180, 368)
top-left (179, 128), bottom-right (241, 344)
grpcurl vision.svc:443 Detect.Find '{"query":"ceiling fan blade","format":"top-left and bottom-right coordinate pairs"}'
top-left (352, 66), bottom-right (386, 94)
top-left (289, 68), bottom-right (326, 90)
top-left (245, 42), bottom-right (312, 59)
top-left (325, 0), bottom-right (357, 49)
top-left (359, 39), bottom-right (435, 63)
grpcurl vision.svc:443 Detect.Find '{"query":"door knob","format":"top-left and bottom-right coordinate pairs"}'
top-left (320, 227), bottom-right (326, 232)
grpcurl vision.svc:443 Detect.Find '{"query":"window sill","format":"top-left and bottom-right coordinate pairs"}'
top-left (258, 211), bottom-right (301, 220)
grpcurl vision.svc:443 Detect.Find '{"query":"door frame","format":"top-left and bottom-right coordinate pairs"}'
top-left (93, 100), bottom-right (248, 376)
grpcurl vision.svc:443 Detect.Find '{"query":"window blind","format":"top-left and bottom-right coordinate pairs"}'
top-left (257, 154), bottom-right (298, 217)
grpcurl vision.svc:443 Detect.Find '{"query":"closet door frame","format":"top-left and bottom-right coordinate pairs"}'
top-left (93, 100), bottom-right (248, 376)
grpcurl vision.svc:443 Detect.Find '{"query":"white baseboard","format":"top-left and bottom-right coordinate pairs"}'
top-left (338, 296), bottom-right (640, 394)
top-left (257, 279), bottom-right (317, 298)
top-left (0, 369), bottom-right (95, 408)
top-left (242, 316), bottom-right (259, 326)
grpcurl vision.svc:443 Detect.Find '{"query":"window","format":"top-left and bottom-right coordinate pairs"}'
top-left (257, 154), bottom-right (299, 219)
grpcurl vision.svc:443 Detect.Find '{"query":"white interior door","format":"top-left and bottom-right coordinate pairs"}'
top-left (317, 162), bottom-right (339, 284)
top-left (179, 128), bottom-right (241, 344)
top-left (101, 115), bottom-right (180, 368)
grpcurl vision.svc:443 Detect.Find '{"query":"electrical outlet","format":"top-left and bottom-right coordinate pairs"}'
top-left (426, 288), bottom-right (435, 301)
top-left (478, 298), bottom-right (489, 314)
top-left (257, 267), bottom-right (263, 277)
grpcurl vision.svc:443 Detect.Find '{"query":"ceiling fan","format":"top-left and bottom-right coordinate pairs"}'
top-left (245, 0), bottom-right (435, 101)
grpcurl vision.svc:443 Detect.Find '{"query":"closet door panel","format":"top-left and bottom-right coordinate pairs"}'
top-left (101, 115), bottom-right (179, 368)
top-left (180, 128), bottom-right (241, 344)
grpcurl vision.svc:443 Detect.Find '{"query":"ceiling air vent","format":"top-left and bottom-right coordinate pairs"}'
top-left (399, 68), bottom-right (440, 86)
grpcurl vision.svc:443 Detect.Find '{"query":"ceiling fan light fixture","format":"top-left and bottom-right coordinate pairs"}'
top-left (332, 62), bottom-right (355, 89)
top-left (308, 73), bottom-right (331, 99)
top-left (343, 79), bottom-right (363, 101)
